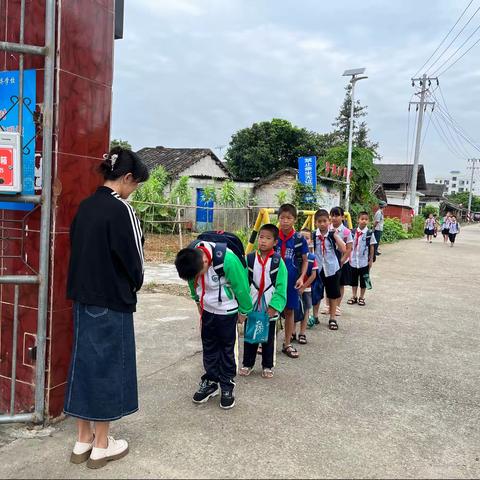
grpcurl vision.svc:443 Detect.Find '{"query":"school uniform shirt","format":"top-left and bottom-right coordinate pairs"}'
top-left (442, 218), bottom-right (451, 230)
top-left (275, 230), bottom-right (309, 281)
top-left (188, 242), bottom-right (253, 316)
top-left (449, 222), bottom-right (459, 234)
top-left (314, 229), bottom-right (340, 277)
top-left (249, 251), bottom-right (288, 312)
top-left (335, 224), bottom-right (353, 250)
top-left (303, 253), bottom-right (319, 293)
top-left (425, 218), bottom-right (435, 229)
top-left (349, 227), bottom-right (377, 269)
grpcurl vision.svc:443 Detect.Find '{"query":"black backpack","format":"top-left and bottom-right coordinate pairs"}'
top-left (364, 229), bottom-right (375, 262)
top-left (190, 231), bottom-right (247, 301)
top-left (312, 230), bottom-right (342, 264)
top-left (246, 252), bottom-right (282, 293)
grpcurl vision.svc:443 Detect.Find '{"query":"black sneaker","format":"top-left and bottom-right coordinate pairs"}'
top-left (220, 390), bottom-right (235, 410)
top-left (192, 380), bottom-right (219, 404)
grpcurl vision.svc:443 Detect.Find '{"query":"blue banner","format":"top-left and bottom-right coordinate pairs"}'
top-left (0, 69), bottom-right (37, 210)
top-left (298, 156), bottom-right (317, 190)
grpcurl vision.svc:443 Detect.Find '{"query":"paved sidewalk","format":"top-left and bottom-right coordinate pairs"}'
top-left (0, 226), bottom-right (479, 479)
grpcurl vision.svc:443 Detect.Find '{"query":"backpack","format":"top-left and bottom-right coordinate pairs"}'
top-left (246, 252), bottom-right (282, 293)
top-left (190, 231), bottom-right (247, 302)
top-left (277, 231), bottom-right (305, 278)
top-left (312, 230), bottom-right (342, 264)
top-left (364, 229), bottom-right (375, 262)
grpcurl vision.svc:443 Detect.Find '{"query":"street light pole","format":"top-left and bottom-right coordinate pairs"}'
top-left (343, 68), bottom-right (367, 213)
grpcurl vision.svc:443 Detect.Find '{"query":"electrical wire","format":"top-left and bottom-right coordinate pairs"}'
top-left (414, 0), bottom-right (473, 77)
top-left (430, 111), bottom-right (466, 158)
top-left (424, 3), bottom-right (480, 74)
top-left (435, 34), bottom-right (480, 76)
top-left (413, 0), bottom-right (475, 78)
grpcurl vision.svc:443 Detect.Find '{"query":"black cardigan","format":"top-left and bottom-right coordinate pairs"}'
top-left (67, 186), bottom-right (144, 312)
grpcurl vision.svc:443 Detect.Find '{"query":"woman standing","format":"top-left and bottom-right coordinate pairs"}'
top-left (64, 147), bottom-right (149, 469)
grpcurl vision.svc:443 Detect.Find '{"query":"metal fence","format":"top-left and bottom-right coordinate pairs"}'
top-left (0, 0), bottom-right (55, 424)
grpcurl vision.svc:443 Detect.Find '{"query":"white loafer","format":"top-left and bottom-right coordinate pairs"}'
top-left (87, 436), bottom-right (129, 469)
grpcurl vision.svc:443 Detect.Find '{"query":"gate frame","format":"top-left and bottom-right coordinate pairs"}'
top-left (0, 0), bottom-right (56, 424)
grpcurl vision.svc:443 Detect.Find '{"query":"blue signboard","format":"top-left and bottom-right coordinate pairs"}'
top-left (0, 69), bottom-right (37, 210)
top-left (298, 156), bottom-right (317, 189)
top-left (298, 156), bottom-right (317, 202)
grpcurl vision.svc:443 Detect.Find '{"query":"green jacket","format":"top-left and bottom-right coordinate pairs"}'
top-left (188, 246), bottom-right (253, 315)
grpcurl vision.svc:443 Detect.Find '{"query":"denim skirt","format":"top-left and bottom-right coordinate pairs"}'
top-left (64, 303), bottom-right (138, 421)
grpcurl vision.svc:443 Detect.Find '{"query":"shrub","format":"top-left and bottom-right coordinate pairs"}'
top-left (409, 215), bottom-right (425, 238)
top-left (381, 217), bottom-right (409, 243)
top-left (422, 204), bottom-right (439, 219)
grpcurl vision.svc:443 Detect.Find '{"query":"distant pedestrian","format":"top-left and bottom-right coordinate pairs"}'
top-left (424, 213), bottom-right (436, 243)
top-left (448, 215), bottom-right (460, 247)
top-left (373, 201), bottom-right (386, 256)
top-left (65, 147), bottom-right (149, 469)
top-left (441, 212), bottom-right (452, 243)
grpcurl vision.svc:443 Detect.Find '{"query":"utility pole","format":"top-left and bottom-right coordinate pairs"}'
top-left (467, 158), bottom-right (478, 220)
top-left (342, 68), bottom-right (368, 213)
top-left (409, 74), bottom-right (437, 211)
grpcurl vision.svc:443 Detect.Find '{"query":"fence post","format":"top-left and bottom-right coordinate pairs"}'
top-left (177, 197), bottom-right (183, 250)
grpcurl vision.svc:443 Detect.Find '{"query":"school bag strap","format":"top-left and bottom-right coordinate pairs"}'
top-left (212, 242), bottom-right (227, 278)
top-left (365, 229), bottom-right (376, 262)
top-left (247, 252), bottom-right (282, 292)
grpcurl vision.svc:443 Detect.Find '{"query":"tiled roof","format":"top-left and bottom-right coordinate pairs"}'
top-left (136, 146), bottom-right (229, 177)
top-left (374, 163), bottom-right (427, 190)
top-left (420, 183), bottom-right (447, 197)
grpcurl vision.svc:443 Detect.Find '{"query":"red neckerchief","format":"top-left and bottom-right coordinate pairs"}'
top-left (279, 229), bottom-right (295, 259)
top-left (256, 249), bottom-right (274, 302)
top-left (354, 229), bottom-right (363, 251)
top-left (317, 230), bottom-right (327, 256)
top-left (195, 245), bottom-right (212, 313)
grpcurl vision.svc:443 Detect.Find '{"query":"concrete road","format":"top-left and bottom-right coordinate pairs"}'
top-left (0, 226), bottom-right (479, 479)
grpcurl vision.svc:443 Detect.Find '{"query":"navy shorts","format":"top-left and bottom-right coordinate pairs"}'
top-left (340, 262), bottom-right (352, 286)
top-left (64, 303), bottom-right (138, 422)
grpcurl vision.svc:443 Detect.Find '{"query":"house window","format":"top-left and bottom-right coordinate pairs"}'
top-left (459, 188), bottom-right (464, 192)
top-left (452, 183), bottom-right (456, 188)
top-left (452, 176), bottom-right (457, 181)
top-left (460, 181), bottom-right (465, 185)
top-left (445, 180), bottom-right (449, 185)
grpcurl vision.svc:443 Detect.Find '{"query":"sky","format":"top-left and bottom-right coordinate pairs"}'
top-left (111, 0), bottom-right (480, 181)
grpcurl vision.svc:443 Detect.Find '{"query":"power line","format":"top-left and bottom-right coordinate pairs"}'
top-left (425, 3), bottom-right (480, 74)
top-left (413, 0), bottom-right (475, 78)
top-left (431, 21), bottom-right (480, 75)
top-left (430, 112), bottom-right (465, 159)
top-left (435, 34), bottom-right (480, 76)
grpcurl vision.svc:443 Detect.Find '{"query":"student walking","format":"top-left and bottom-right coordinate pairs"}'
top-left (424, 214), bottom-right (436, 243)
top-left (65, 147), bottom-right (149, 469)
top-left (313, 209), bottom-right (346, 330)
top-left (240, 224), bottom-right (287, 379)
top-left (448, 215), bottom-right (460, 247)
top-left (275, 204), bottom-right (309, 359)
top-left (175, 233), bottom-right (253, 410)
top-left (348, 211), bottom-right (377, 307)
top-left (441, 212), bottom-right (452, 243)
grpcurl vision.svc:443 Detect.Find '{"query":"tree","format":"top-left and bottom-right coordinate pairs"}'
top-left (447, 192), bottom-right (480, 212)
top-left (225, 118), bottom-right (336, 181)
top-left (332, 85), bottom-right (380, 158)
top-left (318, 145), bottom-right (379, 217)
top-left (110, 138), bottom-right (132, 150)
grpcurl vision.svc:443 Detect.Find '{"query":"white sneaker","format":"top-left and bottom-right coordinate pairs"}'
top-left (70, 438), bottom-right (94, 464)
top-left (87, 436), bottom-right (129, 469)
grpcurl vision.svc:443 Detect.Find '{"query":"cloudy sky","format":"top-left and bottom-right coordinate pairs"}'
top-left (111, 0), bottom-right (480, 180)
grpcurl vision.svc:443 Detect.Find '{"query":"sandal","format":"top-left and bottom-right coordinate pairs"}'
top-left (358, 298), bottom-right (366, 306)
top-left (328, 319), bottom-right (338, 330)
top-left (282, 344), bottom-right (299, 358)
top-left (298, 334), bottom-right (307, 345)
top-left (291, 333), bottom-right (297, 343)
top-left (239, 367), bottom-right (253, 376)
top-left (347, 297), bottom-right (358, 305)
top-left (262, 368), bottom-right (274, 379)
